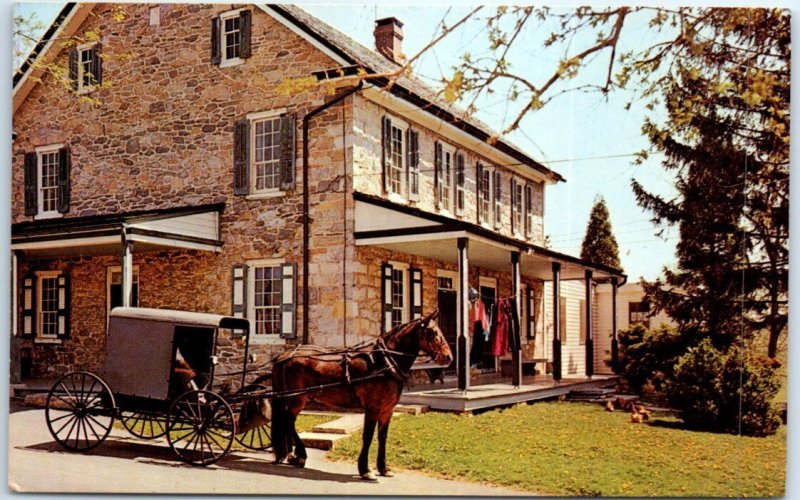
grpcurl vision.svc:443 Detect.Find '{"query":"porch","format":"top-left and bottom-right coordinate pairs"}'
top-left (402, 374), bottom-right (620, 413)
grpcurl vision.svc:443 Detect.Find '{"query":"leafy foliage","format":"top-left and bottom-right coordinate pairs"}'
top-left (580, 197), bottom-right (621, 269)
top-left (612, 323), bottom-right (687, 393)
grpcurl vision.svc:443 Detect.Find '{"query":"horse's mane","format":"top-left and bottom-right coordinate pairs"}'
top-left (381, 317), bottom-right (424, 348)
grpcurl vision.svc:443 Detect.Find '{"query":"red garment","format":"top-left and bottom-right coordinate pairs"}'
top-left (470, 298), bottom-right (489, 332)
top-left (490, 298), bottom-right (521, 356)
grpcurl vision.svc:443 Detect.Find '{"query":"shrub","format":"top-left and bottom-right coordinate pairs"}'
top-left (612, 324), bottom-right (687, 392)
top-left (667, 339), bottom-right (781, 436)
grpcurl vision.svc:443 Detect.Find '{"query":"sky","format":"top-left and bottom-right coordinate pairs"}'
top-left (12, 2), bottom-right (685, 281)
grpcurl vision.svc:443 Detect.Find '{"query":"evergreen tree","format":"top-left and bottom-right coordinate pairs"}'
top-left (580, 197), bottom-right (621, 269)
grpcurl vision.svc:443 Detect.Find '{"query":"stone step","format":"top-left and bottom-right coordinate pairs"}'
top-left (298, 431), bottom-right (349, 451)
top-left (394, 404), bottom-right (430, 415)
top-left (311, 413), bottom-right (364, 435)
top-left (569, 387), bottom-right (616, 397)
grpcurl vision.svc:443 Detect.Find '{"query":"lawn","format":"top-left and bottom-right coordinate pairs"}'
top-left (328, 402), bottom-right (786, 497)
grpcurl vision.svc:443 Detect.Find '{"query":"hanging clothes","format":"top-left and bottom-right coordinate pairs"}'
top-left (489, 297), bottom-right (521, 356)
top-left (469, 298), bottom-right (489, 366)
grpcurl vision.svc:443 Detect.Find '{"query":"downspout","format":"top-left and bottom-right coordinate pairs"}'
top-left (301, 80), bottom-right (364, 344)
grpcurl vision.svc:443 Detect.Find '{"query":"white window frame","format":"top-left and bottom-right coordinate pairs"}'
top-left (478, 165), bottom-right (494, 227)
top-left (436, 269), bottom-right (459, 293)
top-left (219, 8), bottom-right (245, 68)
top-left (106, 265), bottom-right (139, 320)
top-left (513, 177), bottom-right (524, 238)
top-left (387, 117), bottom-right (408, 202)
top-left (35, 270), bottom-right (63, 344)
top-left (455, 153), bottom-right (466, 216)
top-left (247, 258), bottom-right (286, 345)
top-left (493, 170), bottom-right (503, 229)
top-left (439, 143), bottom-right (455, 215)
top-left (388, 260), bottom-right (410, 327)
top-left (247, 109), bottom-right (286, 197)
top-left (35, 144), bottom-right (64, 220)
top-left (76, 42), bottom-right (97, 94)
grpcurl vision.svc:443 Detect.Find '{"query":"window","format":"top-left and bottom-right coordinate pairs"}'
top-left (438, 144), bottom-right (454, 212)
top-left (391, 267), bottom-right (406, 328)
top-left (455, 154), bottom-right (465, 215)
top-left (388, 124), bottom-right (404, 195)
top-left (437, 276), bottom-right (454, 291)
top-left (107, 267), bottom-right (139, 317)
top-left (38, 149), bottom-right (60, 216)
top-left (629, 301), bottom-right (651, 329)
top-left (252, 116), bottom-right (281, 192)
top-left (383, 261), bottom-right (421, 332)
top-left (493, 170), bottom-right (502, 228)
top-left (221, 10), bottom-right (242, 63)
top-left (513, 179), bottom-right (523, 236)
top-left (79, 46), bottom-right (95, 90)
top-left (407, 130), bottom-right (420, 200)
top-left (38, 272), bottom-right (60, 339)
top-left (252, 265), bottom-right (282, 336)
top-left (525, 184), bottom-right (534, 239)
top-left (478, 166), bottom-right (491, 224)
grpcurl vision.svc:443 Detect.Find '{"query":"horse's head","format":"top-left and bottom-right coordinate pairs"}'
top-left (418, 310), bottom-right (453, 366)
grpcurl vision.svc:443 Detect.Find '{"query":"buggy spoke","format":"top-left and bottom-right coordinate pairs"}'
top-left (54, 414), bottom-right (78, 437)
top-left (85, 413), bottom-right (111, 434)
top-left (59, 382), bottom-right (77, 404)
top-left (53, 393), bottom-right (78, 410)
top-left (47, 412), bottom-right (74, 424)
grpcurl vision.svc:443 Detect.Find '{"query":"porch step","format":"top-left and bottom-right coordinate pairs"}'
top-left (297, 431), bottom-right (349, 451)
top-left (568, 387), bottom-right (616, 398)
top-left (311, 413), bottom-right (363, 435)
top-left (394, 404), bottom-right (430, 416)
top-left (22, 393), bottom-right (51, 409)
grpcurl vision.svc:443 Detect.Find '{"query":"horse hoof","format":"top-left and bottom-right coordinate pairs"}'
top-left (288, 455), bottom-right (306, 468)
top-left (379, 469), bottom-right (394, 477)
top-left (360, 472), bottom-right (378, 481)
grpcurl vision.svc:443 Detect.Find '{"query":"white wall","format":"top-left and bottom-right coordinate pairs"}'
top-left (543, 279), bottom-right (597, 378)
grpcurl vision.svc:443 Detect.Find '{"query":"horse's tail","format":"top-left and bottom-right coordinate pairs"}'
top-left (271, 396), bottom-right (289, 461)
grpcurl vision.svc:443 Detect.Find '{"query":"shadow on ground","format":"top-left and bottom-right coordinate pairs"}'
top-left (20, 437), bottom-right (362, 483)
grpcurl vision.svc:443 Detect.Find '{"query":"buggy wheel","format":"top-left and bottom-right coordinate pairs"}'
top-left (167, 390), bottom-right (234, 466)
top-left (234, 384), bottom-right (272, 450)
top-left (45, 371), bottom-right (116, 452)
top-left (120, 410), bottom-right (167, 439)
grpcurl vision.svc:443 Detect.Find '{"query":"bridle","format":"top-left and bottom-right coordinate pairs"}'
top-left (420, 321), bottom-right (450, 363)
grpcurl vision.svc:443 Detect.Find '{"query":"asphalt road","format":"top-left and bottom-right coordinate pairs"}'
top-left (8, 406), bottom-right (524, 495)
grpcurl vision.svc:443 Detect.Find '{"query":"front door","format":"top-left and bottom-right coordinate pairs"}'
top-left (437, 289), bottom-right (457, 373)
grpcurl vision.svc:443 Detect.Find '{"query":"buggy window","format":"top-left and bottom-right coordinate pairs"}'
top-left (169, 326), bottom-right (215, 398)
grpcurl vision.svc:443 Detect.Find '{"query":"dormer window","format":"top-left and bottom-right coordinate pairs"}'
top-left (212, 9), bottom-right (252, 67)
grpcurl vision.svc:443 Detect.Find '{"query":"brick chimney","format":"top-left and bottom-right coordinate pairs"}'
top-left (374, 17), bottom-right (404, 64)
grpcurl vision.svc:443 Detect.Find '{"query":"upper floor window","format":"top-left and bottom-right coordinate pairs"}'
top-left (525, 184), bottom-right (534, 238)
top-left (389, 124), bottom-right (404, 194)
top-left (69, 43), bottom-right (102, 93)
top-left (212, 9), bottom-right (252, 67)
top-left (381, 116), bottom-right (414, 199)
top-left (455, 153), bottom-right (466, 215)
top-left (407, 129), bottom-right (420, 201)
top-left (234, 111), bottom-right (296, 197)
top-left (435, 142), bottom-right (454, 213)
top-left (24, 145), bottom-right (71, 219)
top-left (477, 164), bottom-right (491, 225)
top-left (512, 178), bottom-right (523, 236)
top-left (493, 170), bottom-right (502, 229)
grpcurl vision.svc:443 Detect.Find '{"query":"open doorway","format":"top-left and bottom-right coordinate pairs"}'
top-left (436, 270), bottom-right (458, 374)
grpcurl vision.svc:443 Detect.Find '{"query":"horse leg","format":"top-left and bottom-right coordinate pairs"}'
top-left (271, 397), bottom-right (290, 464)
top-left (376, 412), bottom-right (394, 477)
top-left (286, 397), bottom-right (308, 468)
top-left (358, 415), bottom-right (378, 481)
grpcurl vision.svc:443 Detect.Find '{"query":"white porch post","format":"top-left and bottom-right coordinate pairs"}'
top-left (457, 237), bottom-right (470, 391)
top-left (585, 270), bottom-right (594, 378)
top-left (11, 250), bottom-right (18, 336)
top-left (121, 230), bottom-right (134, 308)
top-left (511, 251), bottom-right (522, 387)
top-left (611, 277), bottom-right (619, 370)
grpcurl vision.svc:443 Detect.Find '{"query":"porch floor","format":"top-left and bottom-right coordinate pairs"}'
top-left (401, 374), bottom-right (620, 413)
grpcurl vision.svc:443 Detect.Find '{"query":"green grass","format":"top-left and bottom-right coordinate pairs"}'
top-left (328, 402), bottom-right (786, 497)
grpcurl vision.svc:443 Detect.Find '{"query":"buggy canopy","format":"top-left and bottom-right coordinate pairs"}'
top-left (110, 307), bottom-right (250, 331)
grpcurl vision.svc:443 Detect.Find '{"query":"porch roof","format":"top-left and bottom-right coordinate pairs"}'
top-left (11, 203), bottom-right (225, 257)
top-left (353, 192), bottom-right (626, 282)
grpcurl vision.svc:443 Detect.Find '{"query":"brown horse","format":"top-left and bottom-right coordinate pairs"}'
top-left (270, 310), bottom-right (452, 480)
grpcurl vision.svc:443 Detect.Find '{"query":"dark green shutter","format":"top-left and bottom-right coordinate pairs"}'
top-left (279, 113), bottom-right (296, 191)
top-left (91, 43), bottom-right (102, 85)
top-left (57, 147), bottom-right (70, 214)
top-left (381, 116), bottom-right (392, 193)
top-left (24, 152), bottom-right (37, 216)
top-left (233, 119), bottom-right (250, 195)
top-left (56, 272), bottom-right (70, 339)
top-left (211, 17), bottom-right (221, 65)
top-left (476, 162), bottom-right (483, 223)
top-left (527, 287), bottom-right (535, 339)
top-left (21, 274), bottom-right (36, 338)
top-left (280, 263), bottom-right (296, 338)
top-left (510, 177), bottom-right (517, 234)
top-left (68, 47), bottom-right (78, 91)
top-left (434, 142), bottom-right (442, 208)
top-left (381, 263), bottom-right (394, 333)
top-left (239, 10), bottom-right (252, 58)
top-left (456, 153), bottom-right (465, 213)
top-left (410, 268), bottom-right (423, 320)
top-left (408, 129), bottom-right (420, 200)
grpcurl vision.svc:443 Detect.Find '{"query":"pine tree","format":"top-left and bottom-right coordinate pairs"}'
top-left (580, 197), bottom-right (621, 269)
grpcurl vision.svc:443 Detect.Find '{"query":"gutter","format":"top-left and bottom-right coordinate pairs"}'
top-left (301, 80), bottom-right (364, 344)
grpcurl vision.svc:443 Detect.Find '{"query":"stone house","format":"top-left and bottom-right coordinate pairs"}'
top-left (11, 3), bottom-right (626, 388)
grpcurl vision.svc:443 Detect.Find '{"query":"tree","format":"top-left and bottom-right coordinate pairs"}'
top-left (580, 197), bottom-right (621, 269)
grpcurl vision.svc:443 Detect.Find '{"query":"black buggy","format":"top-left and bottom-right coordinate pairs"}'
top-left (44, 307), bottom-right (272, 466)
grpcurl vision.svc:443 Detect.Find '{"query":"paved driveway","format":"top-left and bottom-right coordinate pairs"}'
top-left (8, 407), bottom-right (525, 495)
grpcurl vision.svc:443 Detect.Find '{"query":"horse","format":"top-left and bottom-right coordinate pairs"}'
top-left (270, 310), bottom-right (453, 480)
